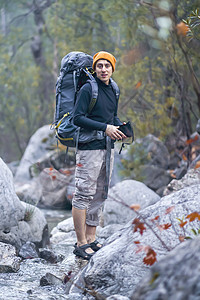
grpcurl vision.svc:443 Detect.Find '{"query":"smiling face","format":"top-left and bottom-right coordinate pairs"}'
top-left (94, 59), bottom-right (113, 85)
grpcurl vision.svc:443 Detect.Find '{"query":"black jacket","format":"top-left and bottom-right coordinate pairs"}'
top-left (73, 77), bottom-right (122, 150)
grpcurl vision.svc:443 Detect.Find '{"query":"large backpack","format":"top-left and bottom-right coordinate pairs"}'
top-left (52, 51), bottom-right (120, 149)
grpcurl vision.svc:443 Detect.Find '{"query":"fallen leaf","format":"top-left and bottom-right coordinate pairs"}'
top-left (143, 248), bottom-right (157, 266)
top-left (179, 235), bottom-right (185, 242)
top-left (165, 206), bottom-right (175, 214)
top-left (160, 223), bottom-right (172, 230)
top-left (179, 220), bottom-right (187, 228)
top-left (186, 212), bottom-right (200, 222)
top-left (132, 218), bottom-right (146, 235)
top-left (130, 204), bottom-right (141, 211)
top-left (77, 163), bottom-right (83, 167)
top-left (151, 215), bottom-right (159, 222)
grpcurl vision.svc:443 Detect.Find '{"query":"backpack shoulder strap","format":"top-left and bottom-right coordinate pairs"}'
top-left (88, 79), bottom-right (98, 113)
top-left (82, 69), bottom-right (98, 114)
top-left (110, 78), bottom-right (120, 101)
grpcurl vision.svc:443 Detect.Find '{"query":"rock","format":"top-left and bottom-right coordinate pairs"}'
top-left (15, 179), bottom-right (42, 206)
top-left (50, 217), bottom-right (76, 245)
top-left (54, 217), bottom-right (74, 233)
top-left (70, 184), bottom-right (200, 298)
top-left (18, 241), bottom-right (39, 259)
top-left (110, 143), bottom-right (129, 187)
top-left (0, 158), bottom-right (25, 231)
top-left (107, 296), bottom-right (130, 300)
top-left (131, 236), bottom-right (200, 300)
top-left (0, 242), bottom-right (20, 273)
top-left (21, 201), bottom-right (50, 248)
top-left (139, 165), bottom-right (171, 191)
top-left (64, 294), bottom-right (84, 300)
top-left (0, 158), bottom-right (49, 249)
top-left (16, 167), bottom-right (75, 209)
top-left (118, 134), bottom-right (171, 193)
top-left (6, 160), bottom-right (19, 176)
top-left (136, 134), bottom-right (170, 169)
top-left (163, 168), bottom-right (200, 196)
top-left (38, 167), bottom-right (74, 208)
top-left (103, 179), bottom-right (160, 226)
top-left (40, 272), bottom-right (63, 286)
top-left (173, 162), bottom-right (188, 180)
top-left (14, 125), bottom-right (56, 183)
top-left (96, 224), bottom-right (124, 240)
top-left (39, 248), bottom-right (58, 263)
top-left (29, 150), bottom-right (75, 178)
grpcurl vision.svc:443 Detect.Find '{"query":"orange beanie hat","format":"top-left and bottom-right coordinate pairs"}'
top-left (92, 51), bottom-right (116, 72)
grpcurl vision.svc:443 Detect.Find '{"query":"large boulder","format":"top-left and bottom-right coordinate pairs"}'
top-left (0, 158), bottom-right (49, 249)
top-left (103, 179), bottom-right (160, 226)
top-left (14, 125), bottom-right (56, 183)
top-left (163, 168), bottom-right (200, 196)
top-left (0, 158), bottom-right (25, 231)
top-left (38, 167), bottom-right (74, 208)
top-left (131, 236), bottom-right (200, 300)
top-left (16, 167), bottom-right (75, 209)
top-left (69, 184), bottom-right (200, 298)
top-left (14, 124), bottom-right (76, 209)
top-left (119, 134), bottom-right (172, 195)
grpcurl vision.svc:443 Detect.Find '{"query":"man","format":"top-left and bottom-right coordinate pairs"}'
top-left (72, 51), bottom-right (126, 260)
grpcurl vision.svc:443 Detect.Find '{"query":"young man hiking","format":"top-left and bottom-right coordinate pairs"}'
top-left (72, 51), bottom-right (126, 260)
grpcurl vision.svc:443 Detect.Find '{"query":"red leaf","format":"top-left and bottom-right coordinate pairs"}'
top-left (134, 241), bottom-right (140, 244)
top-left (132, 218), bottom-right (146, 235)
top-left (186, 134), bottom-right (198, 145)
top-left (63, 271), bottom-right (72, 284)
top-left (77, 163), bottom-right (83, 167)
top-left (52, 175), bottom-right (57, 180)
top-left (143, 248), bottom-right (157, 266)
top-left (159, 223), bottom-right (172, 230)
top-left (186, 212), bottom-right (200, 222)
top-left (151, 215), bottom-right (159, 222)
top-left (59, 169), bottom-right (72, 175)
top-left (165, 206), bottom-right (175, 215)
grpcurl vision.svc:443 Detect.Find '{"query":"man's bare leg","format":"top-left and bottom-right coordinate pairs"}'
top-left (72, 207), bottom-right (94, 254)
top-left (86, 224), bottom-right (102, 248)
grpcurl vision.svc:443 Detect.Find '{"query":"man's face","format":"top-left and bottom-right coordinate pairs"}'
top-left (94, 59), bottom-right (113, 85)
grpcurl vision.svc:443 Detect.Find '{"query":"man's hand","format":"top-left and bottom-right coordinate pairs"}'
top-left (106, 125), bottom-right (127, 140)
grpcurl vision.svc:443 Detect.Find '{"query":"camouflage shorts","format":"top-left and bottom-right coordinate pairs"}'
top-left (72, 149), bottom-right (114, 226)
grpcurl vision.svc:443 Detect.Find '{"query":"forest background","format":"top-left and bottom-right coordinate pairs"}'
top-left (0, 0), bottom-right (199, 172)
